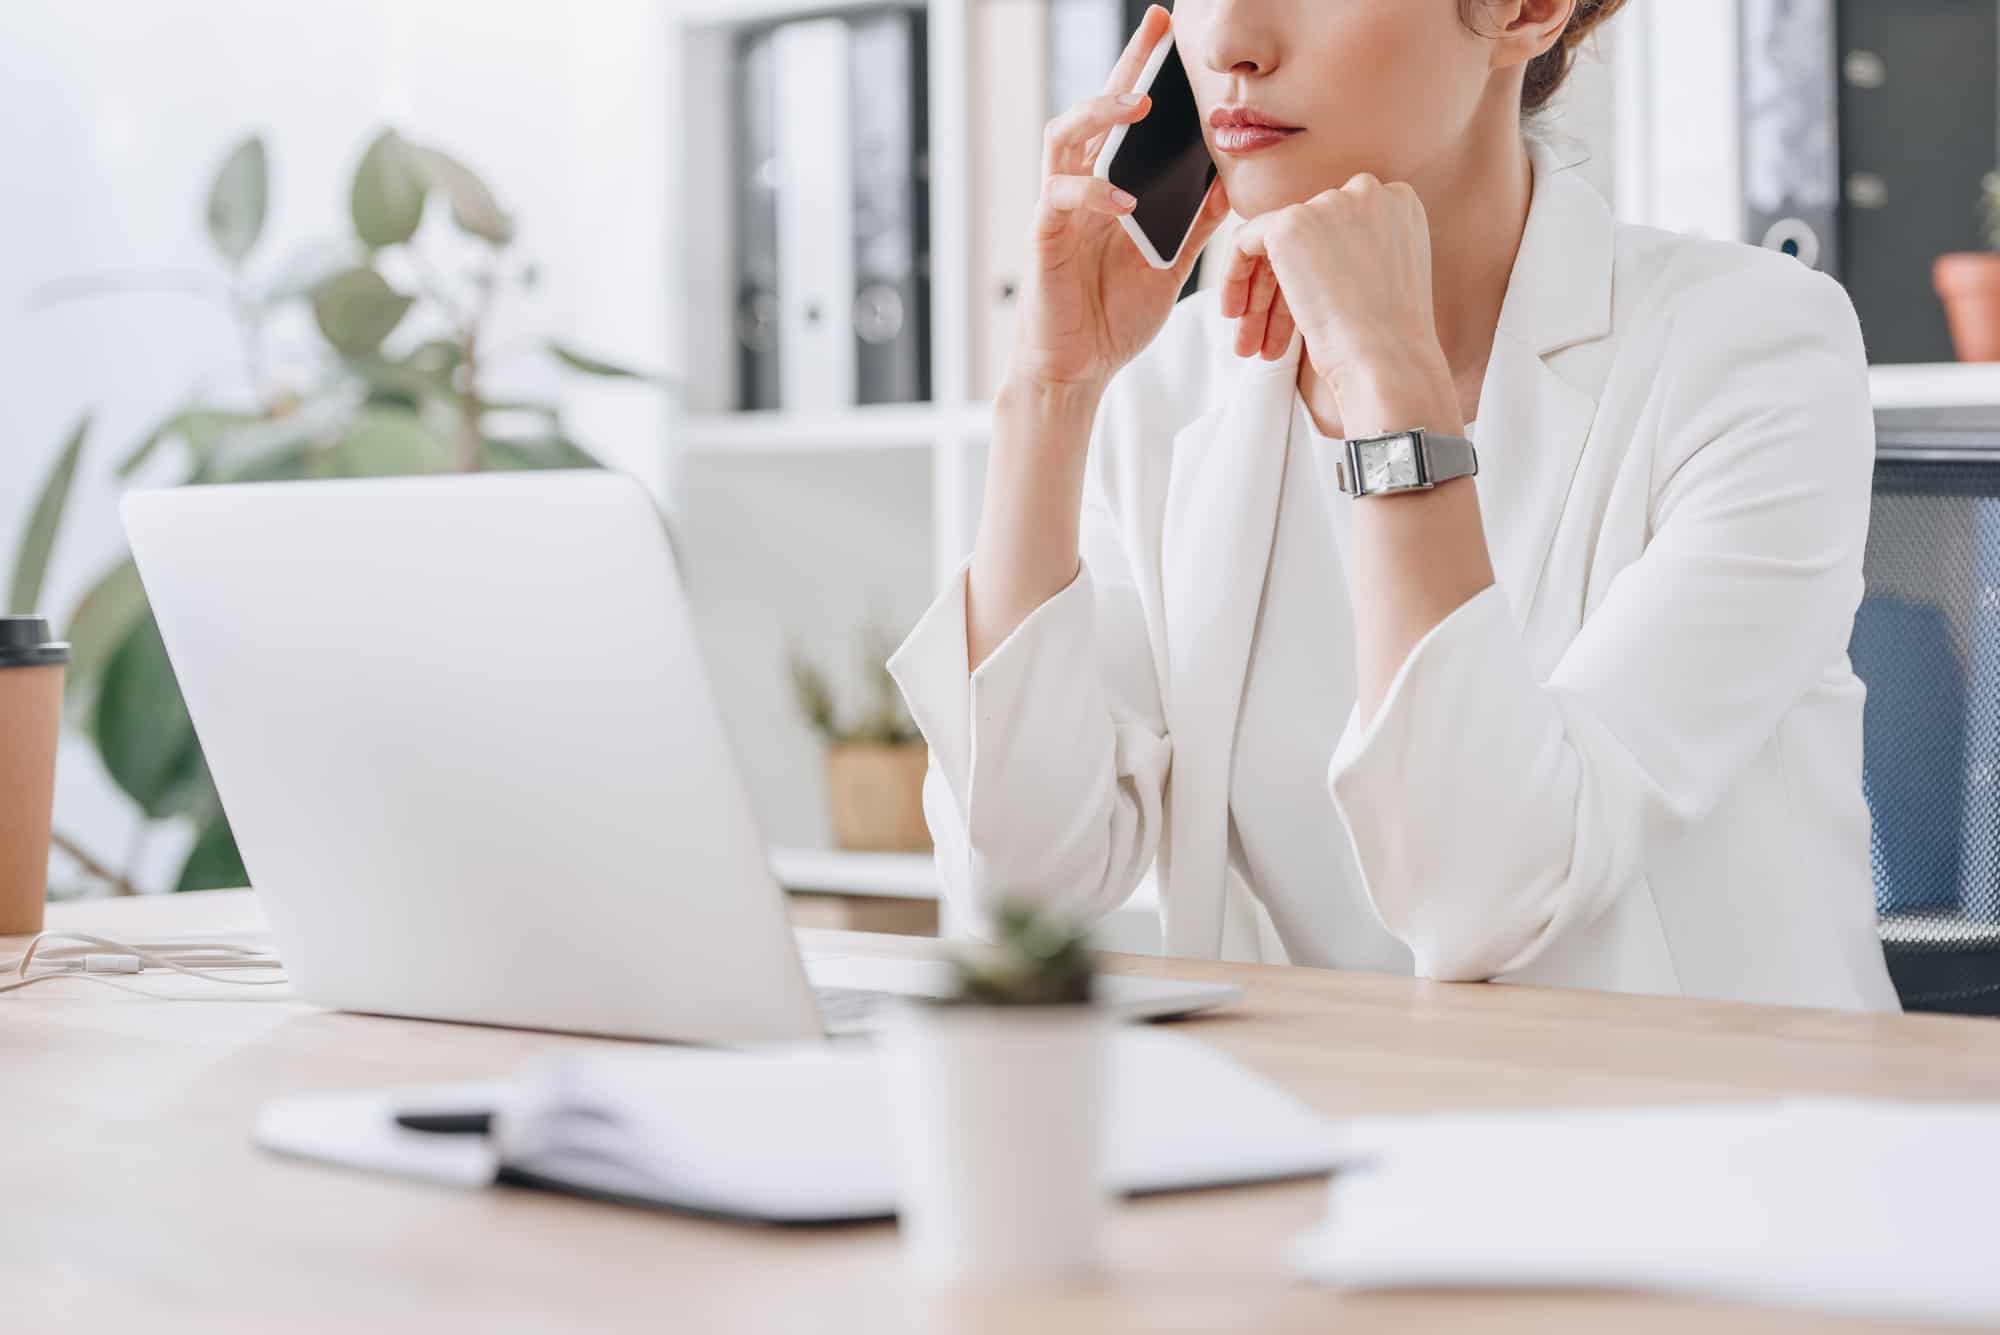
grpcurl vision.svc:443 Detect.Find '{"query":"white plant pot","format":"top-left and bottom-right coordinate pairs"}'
top-left (879, 1002), bottom-right (1112, 1290)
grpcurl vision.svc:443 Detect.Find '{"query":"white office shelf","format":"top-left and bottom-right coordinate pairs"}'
top-left (769, 846), bottom-right (1161, 913)
top-left (770, 847), bottom-right (941, 901)
top-left (668, 0), bottom-right (986, 585)
top-left (676, 404), bottom-right (938, 454)
top-left (675, 402), bottom-right (994, 455)
top-left (1870, 363), bottom-right (2000, 412)
top-left (675, 0), bottom-right (895, 26)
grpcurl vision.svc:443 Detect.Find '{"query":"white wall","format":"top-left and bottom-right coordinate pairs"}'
top-left (1606, 1), bottom-right (1743, 238)
top-left (1540, 10), bottom-right (1624, 212)
top-left (1, 0), bottom-right (674, 892)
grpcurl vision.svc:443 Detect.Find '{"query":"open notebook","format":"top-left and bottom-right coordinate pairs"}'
top-left (255, 1028), bottom-right (1343, 1224)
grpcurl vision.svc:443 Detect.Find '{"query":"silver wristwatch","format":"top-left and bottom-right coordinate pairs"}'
top-left (1332, 428), bottom-right (1479, 498)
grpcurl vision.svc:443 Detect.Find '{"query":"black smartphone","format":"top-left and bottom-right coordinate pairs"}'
top-left (1096, 30), bottom-right (1219, 269)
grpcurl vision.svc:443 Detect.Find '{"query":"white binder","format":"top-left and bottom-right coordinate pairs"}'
top-left (969, 0), bottom-right (1049, 403)
top-left (773, 17), bottom-right (857, 410)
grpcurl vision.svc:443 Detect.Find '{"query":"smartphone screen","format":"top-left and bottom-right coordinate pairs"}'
top-left (1106, 39), bottom-right (1218, 264)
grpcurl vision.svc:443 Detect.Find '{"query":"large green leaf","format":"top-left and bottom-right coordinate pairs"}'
top-left (118, 407), bottom-right (258, 478)
top-left (481, 435), bottom-right (601, 471)
top-left (205, 136), bottom-right (269, 265)
top-left (549, 341), bottom-right (677, 389)
top-left (349, 341), bottom-right (461, 409)
top-left (312, 266), bottom-right (414, 355)
top-left (8, 415), bottom-right (89, 615)
top-left (409, 145), bottom-right (514, 245)
top-left (92, 611), bottom-right (206, 820)
top-left (331, 408), bottom-right (451, 477)
top-left (63, 558), bottom-right (148, 710)
top-left (350, 129), bottom-right (429, 249)
top-left (213, 442), bottom-right (318, 485)
top-left (176, 811), bottom-right (248, 892)
top-left (404, 338), bottom-right (463, 384)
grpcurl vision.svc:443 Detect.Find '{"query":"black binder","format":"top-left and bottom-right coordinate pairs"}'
top-left (734, 26), bottom-right (782, 411)
top-left (849, 7), bottom-right (931, 405)
top-left (1837, 0), bottom-right (1999, 364)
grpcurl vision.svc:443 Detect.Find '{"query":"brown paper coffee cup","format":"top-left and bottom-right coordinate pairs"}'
top-left (0, 618), bottom-right (69, 937)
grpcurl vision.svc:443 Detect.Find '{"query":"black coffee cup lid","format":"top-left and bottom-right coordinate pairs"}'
top-left (0, 617), bottom-right (71, 668)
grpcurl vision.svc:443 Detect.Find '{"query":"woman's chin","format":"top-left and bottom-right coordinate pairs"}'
top-left (1219, 156), bottom-right (1394, 215)
top-left (1218, 176), bottom-right (1322, 219)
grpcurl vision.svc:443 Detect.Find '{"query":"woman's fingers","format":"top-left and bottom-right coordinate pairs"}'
top-left (1218, 235), bottom-right (1264, 321)
top-left (1101, 4), bottom-right (1172, 98)
top-left (1233, 258), bottom-right (1279, 358)
top-left (1261, 289), bottom-right (1296, 360)
top-left (1044, 4), bottom-right (1167, 177)
top-left (1033, 173), bottom-right (1138, 241)
top-left (1218, 207), bottom-right (1297, 360)
top-left (1042, 91), bottom-right (1152, 179)
top-left (1168, 174), bottom-right (1232, 287)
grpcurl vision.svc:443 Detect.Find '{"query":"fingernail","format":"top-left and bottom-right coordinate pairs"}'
top-left (1111, 188), bottom-right (1137, 210)
top-left (1118, 92), bottom-right (1145, 106)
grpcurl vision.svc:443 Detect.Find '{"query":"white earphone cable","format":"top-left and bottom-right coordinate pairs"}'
top-left (0, 930), bottom-right (286, 996)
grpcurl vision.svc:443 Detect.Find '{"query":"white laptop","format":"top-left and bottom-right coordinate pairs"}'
top-left (121, 471), bottom-right (1240, 1042)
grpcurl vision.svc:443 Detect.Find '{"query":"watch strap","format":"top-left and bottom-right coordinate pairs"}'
top-left (1420, 432), bottom-right (1479, 486)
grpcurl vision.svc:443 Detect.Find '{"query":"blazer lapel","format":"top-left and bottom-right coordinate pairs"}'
top-left (1472, 337), bottom-right (1600, 637)
top-left (1471, 139), bottom-right (1616, 636)
top-left (1157, 324), bottom-right (1305, 957)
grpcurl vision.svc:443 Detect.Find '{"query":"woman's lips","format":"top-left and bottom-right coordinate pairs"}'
top-left (1213, 125), bottom-right (1303, 155)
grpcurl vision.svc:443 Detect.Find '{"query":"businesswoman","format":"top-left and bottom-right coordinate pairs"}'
top-left (889, 0), bottom-right (1900, 1010)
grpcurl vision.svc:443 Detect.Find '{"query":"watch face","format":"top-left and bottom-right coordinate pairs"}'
top-left (1358, 435), bottom-right (1421, 493)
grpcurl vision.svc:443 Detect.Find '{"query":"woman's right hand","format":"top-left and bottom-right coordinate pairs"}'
top-left (1011, 4), bottom-right (1232, 393)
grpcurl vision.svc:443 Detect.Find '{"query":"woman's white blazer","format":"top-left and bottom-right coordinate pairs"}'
top-left (889, 140), bottom-right (1902, 1012)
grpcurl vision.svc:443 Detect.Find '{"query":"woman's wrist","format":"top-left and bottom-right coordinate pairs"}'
top-left (997, 370), bottom-right (1109, 438)
top-left (968, 371), bottom-right (1108, 668)
top-left (983, 369), bottom-right (1103, 557)
top-left (1325, 345), bottom-right (1463, 439)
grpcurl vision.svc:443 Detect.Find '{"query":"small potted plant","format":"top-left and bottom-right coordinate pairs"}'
top-left (1935, 172), bottom-right (2000, 362)
top-left (787, 627), bottom-right (930, 852)
top-left (879, 903), bottom-right (1110, 1290)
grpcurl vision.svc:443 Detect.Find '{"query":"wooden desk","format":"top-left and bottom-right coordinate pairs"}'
top-left (9, 890), bottom-right (1998, 1334)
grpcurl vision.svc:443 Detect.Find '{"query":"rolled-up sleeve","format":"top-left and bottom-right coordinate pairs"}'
top-left (886, 448), bottom-right (1172, 933)
top-left (888, 554), bottom-right (1104, 829)
top-left (1323, 265), bottom-right (1875, 983)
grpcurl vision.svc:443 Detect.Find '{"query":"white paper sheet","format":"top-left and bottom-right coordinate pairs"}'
top-left (1291, 1099), bottom-right (2000, 1329)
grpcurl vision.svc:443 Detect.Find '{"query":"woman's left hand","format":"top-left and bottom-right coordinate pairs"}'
top-left (1220, 174), bottom-right (1452, 412)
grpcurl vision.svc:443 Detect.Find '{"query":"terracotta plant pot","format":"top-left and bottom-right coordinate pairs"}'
top-left (825, 741), bottom-right (932, 852)
top-left (1935, 253), bottom-right (2000, 362)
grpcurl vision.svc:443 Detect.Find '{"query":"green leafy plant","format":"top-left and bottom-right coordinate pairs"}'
top-left (12, 129), bottom-right (676, 895)
top-left (938, 902), bottom-right (1097, 1007)
top-left (786, 623), bottom-right (920, 746)
top-left (1984, 172), bottom-right (2000, 252)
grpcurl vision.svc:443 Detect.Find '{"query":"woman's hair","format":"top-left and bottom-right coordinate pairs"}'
top-left (1463, 0), bottom-right (1629, 114)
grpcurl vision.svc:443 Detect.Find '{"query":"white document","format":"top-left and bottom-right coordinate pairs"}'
top-left (1291, 1100), bottom-right (2000, 1329)
top-left (257, 1028), bottom-right (1341, 1223)
top-left (773, 17), bottom-right (857, 410)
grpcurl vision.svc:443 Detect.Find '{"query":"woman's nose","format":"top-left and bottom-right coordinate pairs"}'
top-left (1197, 13), bottom-right (1277, 78)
